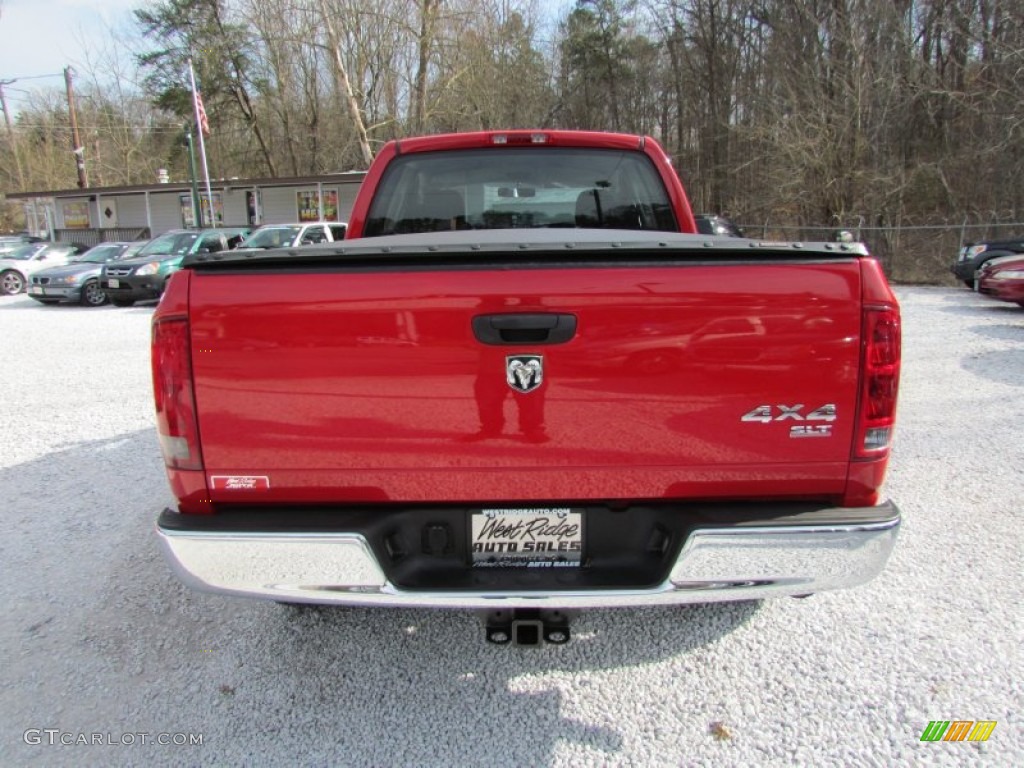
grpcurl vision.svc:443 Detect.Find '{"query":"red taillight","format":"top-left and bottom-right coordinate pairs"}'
top-left (855, 306), bottom-right (901, 458)
top-left (151, 317), bottom-right (204, 471)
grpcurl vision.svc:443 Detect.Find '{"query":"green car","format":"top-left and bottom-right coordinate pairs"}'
top-left (99, 228), bottom-right (250, 307)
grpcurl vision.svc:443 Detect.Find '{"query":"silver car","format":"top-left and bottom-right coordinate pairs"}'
top-left (0, 242), bottom-right (87, 295)
top-left (29, 241), bottom-right (147, 307)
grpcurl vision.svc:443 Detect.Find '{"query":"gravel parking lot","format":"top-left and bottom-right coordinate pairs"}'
top-left (1, 286), bottom-right (1020, 766)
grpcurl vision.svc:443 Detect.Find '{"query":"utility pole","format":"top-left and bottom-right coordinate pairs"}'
top-left (183, 127), bottom-right (203, 228)
top-left (64, 66), bottom-right (88, 188)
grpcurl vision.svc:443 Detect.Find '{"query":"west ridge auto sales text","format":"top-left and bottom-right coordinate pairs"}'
top-left (472, 540), bottom-right (582, 554)
top-left (476, 516), bottom-right (580, 542)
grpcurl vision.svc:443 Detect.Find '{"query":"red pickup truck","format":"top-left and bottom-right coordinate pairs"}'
top-left (153, 130), bottom-right (901, 643)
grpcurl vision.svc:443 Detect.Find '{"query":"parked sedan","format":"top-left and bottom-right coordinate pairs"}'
top-left (100, 227), bottom-right (250, 307)
top-left (28, 241), bottom-right (146, 307)
top-left (0, 242), bottom-right (87, 295)
top-left (976, 254), bottom-right (1024, 307)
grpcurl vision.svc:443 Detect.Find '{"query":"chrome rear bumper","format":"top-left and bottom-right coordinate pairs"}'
top-left (156, 503), bottom-right (900, 608)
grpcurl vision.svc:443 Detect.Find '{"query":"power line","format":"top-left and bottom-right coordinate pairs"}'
top-left (0, 73), bottom-right (66, 85)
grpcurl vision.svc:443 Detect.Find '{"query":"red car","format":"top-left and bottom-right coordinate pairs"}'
top-left (977, 254), bottom-right (1024, 307)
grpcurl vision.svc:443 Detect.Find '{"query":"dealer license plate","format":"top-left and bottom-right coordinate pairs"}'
top-left (30, 286), bottom-right (43, 295)
top-left (470, 507), bottom-right (583, 568)
top-left (107, 278), bottom-right (120, 288)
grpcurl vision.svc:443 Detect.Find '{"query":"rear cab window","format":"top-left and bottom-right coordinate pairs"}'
top-left (300, 225), bottom-right (329, 244)
top-left (363, 148), bottom-right (678, 236)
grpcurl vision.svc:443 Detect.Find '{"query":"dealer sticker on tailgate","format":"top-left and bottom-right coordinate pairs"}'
top-left (471, 507), bottom-right (583, 568)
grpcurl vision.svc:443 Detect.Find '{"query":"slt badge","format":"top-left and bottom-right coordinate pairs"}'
top-left (507, 355), bottom-right (544, 393)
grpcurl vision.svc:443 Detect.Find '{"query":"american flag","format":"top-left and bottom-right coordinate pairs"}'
top-left (195, 91), bottom-right (210, 136)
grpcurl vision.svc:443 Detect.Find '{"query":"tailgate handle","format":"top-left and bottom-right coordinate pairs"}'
top-left (472, 313), bottom-right (578, 345)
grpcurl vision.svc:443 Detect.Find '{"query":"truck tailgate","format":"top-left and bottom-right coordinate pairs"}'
top-left (188, 260), bottom-right (863, 503)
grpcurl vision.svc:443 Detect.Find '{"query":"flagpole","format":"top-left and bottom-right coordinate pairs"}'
top-left (187, 59), bottom-right (216, 227)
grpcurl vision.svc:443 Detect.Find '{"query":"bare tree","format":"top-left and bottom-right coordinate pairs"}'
top-left (319, 0), bottom-right (375, 165)
top-left (2, 0), bottom-right (1022, 243)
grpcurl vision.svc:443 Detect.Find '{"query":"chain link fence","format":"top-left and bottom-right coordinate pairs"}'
top-left (737, 220), bottom-right (1024, 285)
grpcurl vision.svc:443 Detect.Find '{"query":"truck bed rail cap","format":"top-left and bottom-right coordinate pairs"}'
top-left (185, 229), bottom-right (868, 267)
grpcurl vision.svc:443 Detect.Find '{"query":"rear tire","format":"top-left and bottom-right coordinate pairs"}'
top-left (110, 297), bottom-right (135, 307)
top-left (80, 279), bottom-right (107, 307)
top-left (0, 269), bottom-right (25, 295)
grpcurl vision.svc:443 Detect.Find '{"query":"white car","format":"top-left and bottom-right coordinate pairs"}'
top-left (233, 222), bottom-right (348, 251)
top-left (0, 242), bottom-right (86, 295)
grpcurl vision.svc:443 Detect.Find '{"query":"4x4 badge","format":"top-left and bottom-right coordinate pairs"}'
top-left (507, 355), bottom-right (544, 393)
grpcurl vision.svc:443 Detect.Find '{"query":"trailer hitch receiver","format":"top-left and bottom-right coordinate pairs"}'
top-left (483, 609), bottom-right (571, 647)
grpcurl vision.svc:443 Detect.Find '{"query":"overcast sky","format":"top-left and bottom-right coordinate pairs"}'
top-left (0, 0), bottom-right (140, 111)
